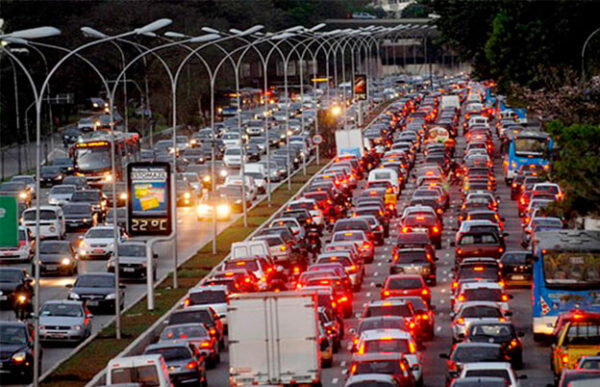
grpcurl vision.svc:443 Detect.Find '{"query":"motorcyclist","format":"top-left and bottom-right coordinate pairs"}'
top-left (270, 266), bottom-right (288, 291)
top-left (13, 278), bottom-right (34, 320)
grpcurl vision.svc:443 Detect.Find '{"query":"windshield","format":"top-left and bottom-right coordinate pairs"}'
top-left (459, 266), bottom-right (499, 280)
top-left (453, 345), bottom-right (503, 362)
top-left (40, 303), bottom-right (83, 317)
top-left (118, 244), bottom-right (145, 256)
top-left (514, 137), bottom-right (548, 157)
top-left (226, 148), bottom-right (241, 155)
top-left (465, 370), bottom-right (510, 380)
top-left (470, 324), bottom-right (514, 338)
top-left (461, 306), bottom-right (502, 318)
top-left (464, 288), bottom-right (503, 302)
top-left (459, 233), bottom-right (499, 245)
top-left (40, 242), bottom-right (70, 254)
top-left (146, 346), bottom-right (191, 361)
top-left (110, 366), bottom-right (160, 387)
top-left (169, 310), bottom-right (211, 325)
top-left (396, 251), bottom-right (429, 264)
top-left (387, 277), bottom-right (422, 289)
top-left (543, 251), bottom-right (600, 287)
top-left (565, 322), bottom-right (600, 345)
top-left (72, 191), bottom-right (99, 202)
top-left (51, 186), bottom-right (75, 194)
top-left (63, 205), bottom-right (91, 215)
top-left (363, 338), bottom-right (410, 353)
top-left (160, 324), bottom-right (208, 340)
top-left (333, 232), bottom-right (364, 242)
top-left (41, 167), bottom-right (61, 174)
top-left (75, 275), bottom-right (113, 288)
top-left (218, 186), bottom-right (242, 196)
top-left (75, 147), bottom-right (111, 172)
top-left (367, 304), bottom-right (411, 318)
top-left (189, 290), bottom-right (227, 305)
top-left (359, 319), bottom-right (405, 333)
top-left (0, 324), bottom-right (28, 346)
top-left (355, 360), bottom-right (403, 376)
top-left (86, 229), bottom-right (114, 238)
top-left (24, 210), bottom-right (57, 221)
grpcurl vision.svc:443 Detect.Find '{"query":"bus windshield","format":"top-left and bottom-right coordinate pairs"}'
top-left (543, 250), bottom-right (600, 288)
top-left (75, 147), bottom-right (111, 172)
top-left (514, 137), bottom-right (548, 157)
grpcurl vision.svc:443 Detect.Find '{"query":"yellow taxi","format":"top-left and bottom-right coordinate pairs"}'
top-left (551, 312), bottom-right (600, 382)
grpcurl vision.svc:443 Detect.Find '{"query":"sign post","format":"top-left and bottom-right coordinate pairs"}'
top-left (0, 197), bottom-right (18, 248)
top-left (127, 162), bottom-right (172, 309)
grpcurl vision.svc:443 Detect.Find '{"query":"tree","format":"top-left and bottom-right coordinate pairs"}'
top-left (544, 121), bottom-right (600, 219)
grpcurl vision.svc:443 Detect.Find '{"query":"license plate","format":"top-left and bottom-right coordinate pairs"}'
top-left (123, 268), bottom-right (135, 272)
top-left (413, 228), bottom-right (427, 232)
top-left (46, 265), bottom-right (58, 270)
top-left (511, 275), bottom-right (525, 280)
top-left (0, 295), bottom-right (7, 301)
top-left (87, 300), bottom-right (99, 306)
top-left (93, 249), bottom-right (104, 254)
top-left (50, 332), bottom-right (66, 338)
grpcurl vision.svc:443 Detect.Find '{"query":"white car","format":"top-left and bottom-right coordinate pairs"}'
top-left (354, 329), bottom-right (422, 384)
top-left (48, 184), bottom-right (77, 206)
top-left (222, 132), bottom-right (242, 148)
top-left (225, 175), bottom-right (257, 201)
top-left (0, 226), bottom-right (33, 262)
top-left (400, 205), bottom-right (438, 223)
top-left (78, 225), bottom-right (127, 259)
top-left (184, 285), bottom-right (229, 326)
top-left (453, 282), bottom-right (511, 315)
top-left (223, 147), bottom-right (248, 168)
top-left (287, 198), bottom-right (324, 226)
top-left (451, 301), bottom-right (510, 343)
top-left (11, 175), bottom-right (36, 198)
top-left (270, 217), bottom-right (305, 239)
top-left (22, 206), bottom-right (66, 240)
top-left (459, 362), bottom-right (522, 387)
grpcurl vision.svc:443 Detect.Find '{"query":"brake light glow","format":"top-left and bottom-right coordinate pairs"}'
top-left (408, 341), bottom-right (416, 354)
top-left (186, 361), bottom-right (197, 369)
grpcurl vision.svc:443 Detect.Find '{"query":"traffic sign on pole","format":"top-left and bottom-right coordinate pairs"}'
top-left (127, 162), bottom-right (172, 236)
top-left (0, 196), bottom-right (18, 247)
top-left (312, 134), bottom-right (323, 145)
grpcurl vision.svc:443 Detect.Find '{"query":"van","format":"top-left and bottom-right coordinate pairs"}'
top-left (230, 240), bottom-right (271, 260)
top-left (106, 354), bottom-right (171, 387)
top-left (225, 175), bottom-right (257, 201)
top-left (368, 168), bottom-right (399, 195)
top-left (22, 206), bottom-right (66, 240)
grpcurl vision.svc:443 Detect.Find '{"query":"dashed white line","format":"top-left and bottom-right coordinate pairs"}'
top-left (436, 326), bottom-right (442, 332)
top-left (366, 292), bottom-right (371, 297)
top-left (332, 378), bottom-right (339, 384)
top-left (441, 289), bottom-right (447, 294)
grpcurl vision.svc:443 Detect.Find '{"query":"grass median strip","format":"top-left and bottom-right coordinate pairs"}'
top-left (41, 158), bottom-right (329, 387)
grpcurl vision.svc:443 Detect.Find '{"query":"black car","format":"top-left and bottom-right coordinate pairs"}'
top-left (37, 240), bottom-right (78, 276)
top-left (389, 248), bottom-right (437, 286)
top-left (66, 273), bottom-right (125, 313)
top-left (62, 203), bottom-right (97, 230)
top-left (439, 342), bottom-right (507, 385)
top-left (63, 176), bottom-right (88, 190)
top-left (70, 189), bottom-right (107, 218)
top-left (465, 321), bottom-right (524, 368)
top-left (52, 157), bottom-right (74, 175)
top-left (168, 307), bottom-right (223, 345)
top-left (244, 144), bottom-right (261, 161)
top-left (144, 342), bottom-right (207, 387)
top-left (0, 267), bottom-right (31, 308)
top-left (105, 207), bottom-right (127, 229)
top-left (182, 148), bottom-right (205, 164)
top-left (102, 182), bottom-right (127, 207)
top-left (40, 166), bottom-right (65, 187)
top-left (0, 321), bottom-right (38, 383)
top-left (499, 250), bottom-right (533, 286)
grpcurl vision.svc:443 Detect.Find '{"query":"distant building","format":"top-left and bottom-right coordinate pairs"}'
top-left (371, 0), bottom-right (415, 18)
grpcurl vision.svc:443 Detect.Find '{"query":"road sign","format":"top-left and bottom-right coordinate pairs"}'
top-left (353, 74), bottom-right (367, 101)
top-left (312, 134), bottom-right (323, 145)
top-left (0, 196), bottom-right (18, 247)
top-left (127, 162), bottom-right (172, 236)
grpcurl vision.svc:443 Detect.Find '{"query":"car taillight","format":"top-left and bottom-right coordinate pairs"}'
top-left (186, 361), bottom-right (197, 369)
top-left (200, 341), bottom-right (211, 348)
top-left (402, 227), bottom-right (410, 233)
top-left (422, 288), bottom-right (429, 296)
top-left (447, 359), bottom-right (458, 372)
top-left (358, 344), bottom-right (365, 355)
top-left (432, 226), bottom-right (440, 234)
top-left (452, 281), bottom-right (458, 289)
top-left (509, 339), bottom-right (519, 348)
top-left (562, 354), bottom-right (569, 365)
top-left (349, 265), bottom-right (357, 273)
top-left (456, 317), bottom-right (465, 325)
top-left (458, 295), bottom-right (465, 302)
top-left (184, 298), bottom-right (190, 307)
top-left (501, 294), bottom-right (509, 302)
top-left (280, 245), bottom-right (287, 251)
top-left (362, 241), bottom-right (372, 250)
top-left (339, 296), bottom-right (348, 303)
top-left (383, 290), bottom-right (390, 297)
top-left (408, 341), bottom-right (416, 354)
top-left (209, 328), bottom-right (216, 335)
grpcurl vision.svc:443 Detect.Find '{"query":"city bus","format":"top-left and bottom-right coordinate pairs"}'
top-left (503, 130), bottom-right (553, 183)
top-left (71, 131), bottom-right (140, 186)
top-left (531, 230), bottom-right (600, 341)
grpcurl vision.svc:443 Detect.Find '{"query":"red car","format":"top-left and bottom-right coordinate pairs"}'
top-left (380, 274), bottom-right (431, 305)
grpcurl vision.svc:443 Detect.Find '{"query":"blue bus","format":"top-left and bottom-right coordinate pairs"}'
top-left (531, 230), bottom-right (600, 341)
top-left (503, 131), bottom-right (553, 183)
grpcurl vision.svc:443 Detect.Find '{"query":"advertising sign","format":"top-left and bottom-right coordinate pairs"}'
top-left (127, 162), bottom-right (172, 236)
top-left (353, 74), bottom-right (367, 101)
top-left (0, 196), bottom-right (18, 247)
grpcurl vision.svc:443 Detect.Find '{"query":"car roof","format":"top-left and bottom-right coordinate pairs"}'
top-left (462, 362), bottom-right (512, 370)
top-left (351, 352), bottom-right (407, 362)
top-left (459, 301), bottom-right (503, 309)
top-left (190, 284), bottom-right (228, 292)
top-left (359, 328), bottom-right (411, 340)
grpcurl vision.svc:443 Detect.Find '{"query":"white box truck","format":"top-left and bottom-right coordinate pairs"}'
top-left (335, 128), bottom-right (364, 157)
top-left (228, 292), bottom-right (322, 386)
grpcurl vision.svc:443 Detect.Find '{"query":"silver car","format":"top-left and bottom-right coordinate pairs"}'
top-left (39, 300), bottom-right (93, 344)
top-left (48, 185), bottom-right (77, 206)
top-left (107, 242), bottom-right (156, 281)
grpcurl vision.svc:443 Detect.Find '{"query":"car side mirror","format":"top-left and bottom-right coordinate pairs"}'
top-left (387, 258), bottom-right (393, 263)
top-left (518, 375), bottom-right (528, 380)
top-left (456, 333), bottom-right (465, 340)
top-left (518, 331), bottom-right (525, 337)
top-left (66, 284), bottom-right (73, 288)
top-left (439, 353), bottom-right (449, 359)
top-left (450, 241), bottom-right (456, 247)
top-left (86, 313), bottom-right (94, 319)
top-left (503, 232), bottom-right (510, 237)
top-left (119, 284), bottom-right (126, 289)
top-left (504, 311), bottom-right (512, 317)
top-left (508, 294), bottom-right (514, 300)
top-left (501, 217), bottom-right (506, 222)
top-left (348, 328), bottom-right (356, 335)
top-left (153, 254), bottom-right (159, 259)
top-left (375, 283), bottom-right (382, 288)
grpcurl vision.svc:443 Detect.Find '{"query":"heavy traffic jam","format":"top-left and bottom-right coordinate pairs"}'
top-left (2, 75), bottom-right (600, 387)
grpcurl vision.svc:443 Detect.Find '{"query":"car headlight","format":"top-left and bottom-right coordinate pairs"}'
top-left (69, 292), bottom-right (80, 300)
top-left (19, 192), bottom-right (27, 199)
top-left (217, 204), bottom-right (231, 217)
top-left (11, 352), bottom-right (26, 363)
top-left (72, 325), bottom-right (83, 331)
top-left (119, 193), bottom-right (128, 200)
top-left (235, 199), bottom-right (242, 204)
top-left (49, 226), bottom-right (56, 232)
top-left (184, 192), bottom-right (191, 199)
top-left (61, 257), bottom-right (72, 266)
top-left (220, 170), bottom-right (228, 178)
top-left (203, 175), bottom-right (211, 182)
top-left (56, 174), bottom-right (64, 180)
top-left (103, 173), bottom-right (112, 182)
top-left (422, 266), bottom-right (431, 274)
top-left (197, 204), bottom-right (210, 216)
top-left (105, 293), bottom-right (116, 300)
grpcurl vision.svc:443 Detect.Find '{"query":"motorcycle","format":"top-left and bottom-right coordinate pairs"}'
top-left (306, 231), bottom-right (322, 256)
top-left (14, 292), bottom-right (32, 321)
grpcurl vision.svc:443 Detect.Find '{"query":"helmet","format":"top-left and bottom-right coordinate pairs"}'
top-left (276, 265), bottom-right (284, 273)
